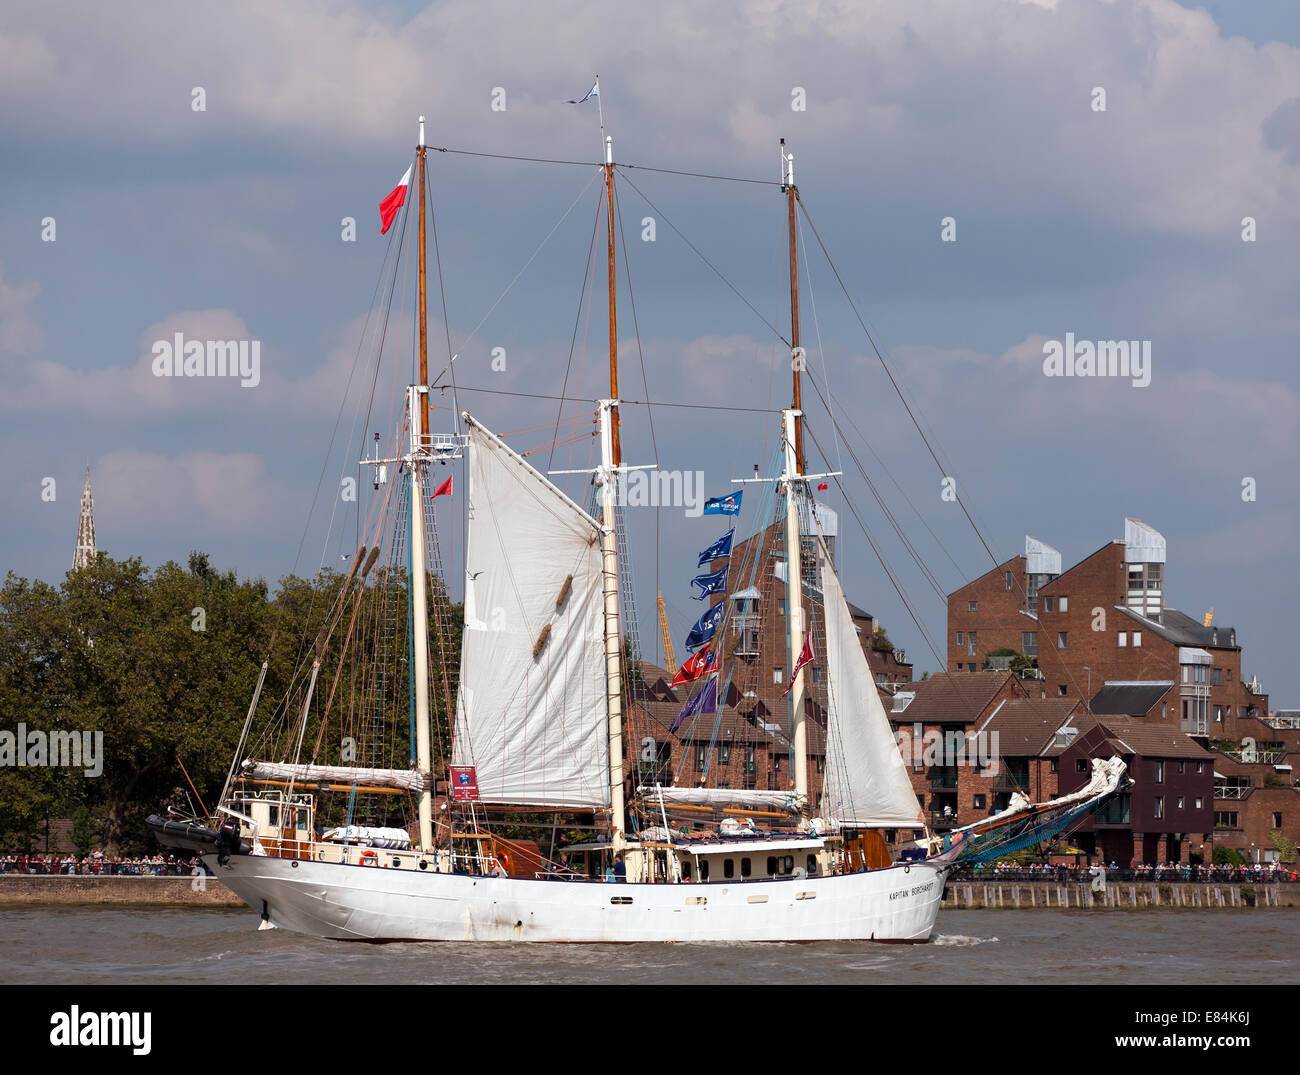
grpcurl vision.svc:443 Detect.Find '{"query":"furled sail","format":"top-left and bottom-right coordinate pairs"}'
top-left (451, 415), bottom-right (610, 809)
top-left (635, 786), bottom-right (807, 814)
top-left (239, 760), bottom-right (432, 793)
top-left (818, 540), bottom-right (926, 828)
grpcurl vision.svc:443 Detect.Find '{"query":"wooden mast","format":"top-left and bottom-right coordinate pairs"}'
top-left (410, 116), bottom-right (434, 850)
top-left (605, 135), bottom-right (621, 467)
top-left (417, 124), bottom-right (431, 443)
top-left (781, 139), bottom-right (810, 815)
top-left (600, 129), bottom-right (627, 853)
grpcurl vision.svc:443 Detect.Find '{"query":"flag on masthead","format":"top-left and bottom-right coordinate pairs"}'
top-left (379, 165), bottom-right (412, 234)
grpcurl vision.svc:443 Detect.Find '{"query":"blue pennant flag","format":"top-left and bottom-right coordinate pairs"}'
top-left (567, 78), bottom-right (599, 105)
top-left (671, 674), bottom-right (719, 733)
top-left (690, 565), bottom-right (729, 600)
top-left (683, 601), bottom-right (724, 651)
top-left (703, 490), bottom-right (743, 516)
top-left (696, 527), bottom-right (735, 568)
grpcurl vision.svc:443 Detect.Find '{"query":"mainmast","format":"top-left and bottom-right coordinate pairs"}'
top-left (410, 115), bottom-right (435, 851)
top-left (599, 131), bottom-right (627, 853)
top-left (781, 139), bottom-right (809, 813)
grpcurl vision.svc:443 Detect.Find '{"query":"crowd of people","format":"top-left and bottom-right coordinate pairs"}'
top-left (0, 852), bottom-right (200, 876)
top-left (961, 860), bottom-right (1297, 883)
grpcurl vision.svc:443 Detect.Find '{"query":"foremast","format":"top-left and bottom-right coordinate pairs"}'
top-left (600, 130), bottom-right (627, 854)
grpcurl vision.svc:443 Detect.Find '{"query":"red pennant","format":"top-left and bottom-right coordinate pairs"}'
top-left (432, 475), bottom-right (453, 498)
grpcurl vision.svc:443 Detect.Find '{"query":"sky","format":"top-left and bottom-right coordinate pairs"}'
top-left (1, 0), bottom-right (1298, 703)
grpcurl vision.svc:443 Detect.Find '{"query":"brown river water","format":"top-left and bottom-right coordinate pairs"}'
top-left (3, 906), bottom-right (1298, 984)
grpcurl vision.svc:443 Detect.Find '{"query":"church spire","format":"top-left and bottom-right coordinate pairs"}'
top-left (73, 464), bottom-right (96, 570)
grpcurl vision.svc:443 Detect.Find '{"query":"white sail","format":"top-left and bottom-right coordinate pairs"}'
top-left (818, 540), bottom-right (925, 828)
top-left (240, 760), bottom-right (432, 793)
top-left (635, 786), bottom-right (807, 813)
top-left (451, 415), bottom-right (610, 809)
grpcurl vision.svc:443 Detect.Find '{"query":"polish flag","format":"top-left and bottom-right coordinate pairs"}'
top-left (379, 165), bottom-right (412, 235)
top-left (432, 475), bottom-right (453, 498)
top-left (782, 633), bottom-right (815, 696)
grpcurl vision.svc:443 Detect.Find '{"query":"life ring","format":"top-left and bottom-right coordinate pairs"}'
top-left (359, 850), bottom-right (379, 867)
top-left (489, 852), bottom-right (510, 877)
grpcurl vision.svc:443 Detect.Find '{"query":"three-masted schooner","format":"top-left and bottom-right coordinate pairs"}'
top-left (150, 111), bottom-right (1124, 942)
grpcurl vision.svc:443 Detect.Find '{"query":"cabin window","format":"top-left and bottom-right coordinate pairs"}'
top-left (807, 855), bottom-right (817, 874)
top-left (699, 860), bottom-right (709, 881)
top-left (723, 858), bottom-right (735, 879)
top-left (740, 857), bottom-right (752, 877)
top-left (268, 805), bottom-right (279, 826)
top-left (681, 861), bottom-right (692, 880)
top-left (782, 856), bottom-right (794, 874)
top-left (767, 856), bottom-right (778, 876)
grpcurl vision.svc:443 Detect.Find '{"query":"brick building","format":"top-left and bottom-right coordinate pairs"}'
top-left (948, 518), bottom-right (1299, 865)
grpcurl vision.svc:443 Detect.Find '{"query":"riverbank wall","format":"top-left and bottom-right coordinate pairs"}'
top-left (941, 880), bottom-right (1299, 909)
top-left (0, 875), bottom-right (242, 907)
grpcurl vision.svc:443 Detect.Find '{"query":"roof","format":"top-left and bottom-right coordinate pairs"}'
top-left (1086, 719), bottom-right (1214, 760)
top-left (1089, 681), bottom-right (1175, 717)
top-left (890, 670), bottom-right (1013, 725)
top-left (976, 697), bottom-right (1083, 757)
top-left (1116, 607), bottom-right (1239, 649)
top-left (846, 600), bottom-right (873, 621)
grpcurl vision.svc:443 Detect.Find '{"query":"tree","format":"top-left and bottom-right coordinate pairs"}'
top-left (870, 626), bottom-right (893, 652)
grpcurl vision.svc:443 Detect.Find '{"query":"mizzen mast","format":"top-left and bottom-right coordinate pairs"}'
top-left (781, 139), bottom-right (810, 814)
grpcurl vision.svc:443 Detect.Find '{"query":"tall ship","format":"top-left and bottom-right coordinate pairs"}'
top-left (150, 108), bottom-right (1125, 942)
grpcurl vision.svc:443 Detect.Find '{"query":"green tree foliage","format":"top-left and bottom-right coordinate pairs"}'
top-left (1212, 844), bottom-right (1245, 866)
top-left (0, 554), bottom-right (463, 854)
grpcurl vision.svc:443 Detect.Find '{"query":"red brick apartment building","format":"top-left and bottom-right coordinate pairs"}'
top-left (946, 519), bottom-right (1299, 864)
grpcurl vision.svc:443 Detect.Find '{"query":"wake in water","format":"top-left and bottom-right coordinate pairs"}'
top-left (931, 934), bottom-right (999, 947)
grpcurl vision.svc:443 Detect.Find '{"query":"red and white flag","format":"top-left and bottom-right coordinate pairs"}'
top-left (782, 633), bottom-right (815, 695)
top-left (379, 165), bottom-right (412, 234)
top-left (432, 475), bottom-right (453, 498)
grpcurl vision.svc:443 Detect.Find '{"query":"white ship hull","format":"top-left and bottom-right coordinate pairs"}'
top-left (205, 854), bottom-right (950, 943)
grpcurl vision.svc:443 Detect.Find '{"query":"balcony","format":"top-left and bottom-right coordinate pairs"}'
top-left (1222, 748), bottom-right (1286, 765)
top-left (732, 616), bottom-right (761, 658)
top-left (1214, 785), bottom-right (1254, 800)
top-left (994, 776), bottom-right (1030, 795)
top-left (930, 810), bottom-right (959, 831)
top-left (928, 771), bottom-right (958, 790)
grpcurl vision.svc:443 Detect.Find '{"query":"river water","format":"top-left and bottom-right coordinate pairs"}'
top-left (4, 907), bottom-right (1299, 984)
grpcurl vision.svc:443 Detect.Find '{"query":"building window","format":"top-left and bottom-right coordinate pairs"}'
top-left (1005, 571), bottom-right (1013, 591)
top-left (719, 744), bottom-right (731, 765)
top-left (1214, 706), bottom-right (1223, 723)
top-left (1176, 796), bottom-right (1184, 810)
top-left (1177, 761), bottom-right (1184, 774)
top-left (1154, 761), bottom-right (1163, 783)
top-left (695, 744), bottom-right (706, 772)
top-left (1022, 631), bottom-right (1037, 655)
top-left (744, 745), bottom-right (756, 775)
top-left (956, 631), bottom-right (963, 646)
top-left (1077, 758), bottom-right (1088, 773)
top-left (1057, 632), bottom-right (1068, 649)
top-left (1274, 813), bottom-right (1283, 829)
top-left (973, 794), bottom-right (986, 809)
top-left (1118, 631), bottom-right (1127, 647)
top-left (968, 601), bottom-right (977, 611)
top-left (1213, 668), bottom-right (1222, 686)
top-left (968, 631), bottom-right (977, 656)
top-left (1044, 596), bottom-right (1055, 613)
top-left (1049, 759), bottom-right (1058, 773)
top-left (1226, 669), bottom-right (1232, 682)
top-left (1132, 631), bottom-right (1142, 647)
top-left (1196, 762), bottom-right (1204, 774)
top-left (1194, 797), bottom-right (1203, 810)
top-left (1153, 796), bottom-right (1163, 820)
top-left (1059, 596), bottom-right (1068, 612)
top-left (1059, 685), bottom-right (1068, 697)
top-left (1215, 811), bottom-right (1238, 830)
top-left (773, 667), bottom-right (784, 685)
